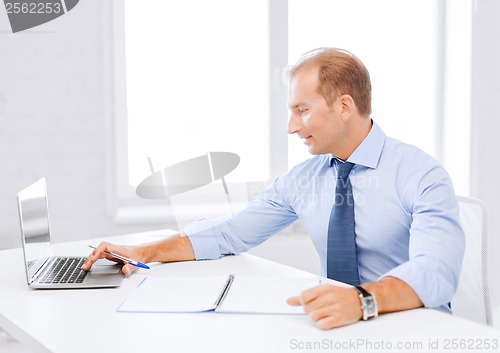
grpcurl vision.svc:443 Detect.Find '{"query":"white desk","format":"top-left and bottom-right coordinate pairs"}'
top-left (1, 230), bottom-right (499, 353)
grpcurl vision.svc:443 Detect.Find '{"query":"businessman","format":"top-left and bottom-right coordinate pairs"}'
top-left (82, 48), bottom-right (464, 330)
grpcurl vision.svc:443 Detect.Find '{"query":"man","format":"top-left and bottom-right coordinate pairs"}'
top-left (82, 48), bottom-right (464, 330)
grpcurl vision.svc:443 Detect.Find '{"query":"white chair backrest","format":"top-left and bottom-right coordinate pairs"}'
top-left (451, 196), bottom-right (492, 325)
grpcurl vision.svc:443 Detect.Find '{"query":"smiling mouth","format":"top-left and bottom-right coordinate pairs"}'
top-left (301, 136), bottom-right (312, 143)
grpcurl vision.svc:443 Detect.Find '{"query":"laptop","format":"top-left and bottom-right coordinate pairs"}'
top-left (17, 178), bottom-right (124, 289)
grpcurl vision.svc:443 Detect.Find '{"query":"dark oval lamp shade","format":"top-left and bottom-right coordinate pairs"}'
top-left (136, 152), bottom-right (240, 199)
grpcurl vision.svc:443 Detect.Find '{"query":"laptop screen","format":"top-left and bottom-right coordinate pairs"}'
top-left (17, 178), bottom-right (52, 282)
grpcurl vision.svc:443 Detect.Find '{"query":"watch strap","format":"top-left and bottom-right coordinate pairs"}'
top-left (353, 285), bottom-right (378, 321)
top-left (354, 285), bottom-right (371, 298)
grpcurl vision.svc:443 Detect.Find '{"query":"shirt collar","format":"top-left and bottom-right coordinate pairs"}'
top-left (329, 120), bottom-right (386, 169)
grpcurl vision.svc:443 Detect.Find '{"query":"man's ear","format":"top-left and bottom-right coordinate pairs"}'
top-left (339, 94), bottom-right (357, 121)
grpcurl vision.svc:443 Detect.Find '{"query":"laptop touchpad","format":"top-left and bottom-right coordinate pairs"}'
top-left (91, 259), bottom-right (122, 274)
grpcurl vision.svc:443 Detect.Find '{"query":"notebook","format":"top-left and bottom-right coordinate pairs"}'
top-left (17, 178), bottom-right (124, 289)
top-left (117, 275), bottom-right (321, 314)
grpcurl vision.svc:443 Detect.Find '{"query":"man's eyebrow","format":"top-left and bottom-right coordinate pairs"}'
top-left (289, 103), bottom-right (304, 110)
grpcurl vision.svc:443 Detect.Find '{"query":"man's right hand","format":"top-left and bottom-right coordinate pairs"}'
top-left (81, 233), bottom-right (196, 275)
top-left (81, 241), bottom-right (144, 276)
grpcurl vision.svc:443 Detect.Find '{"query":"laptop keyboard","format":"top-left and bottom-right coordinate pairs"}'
top-left (39, 257), bottom-right (88, 284)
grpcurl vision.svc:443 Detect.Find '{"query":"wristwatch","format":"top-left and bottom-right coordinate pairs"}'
top-left (353, 286), bottom-right (378, 321)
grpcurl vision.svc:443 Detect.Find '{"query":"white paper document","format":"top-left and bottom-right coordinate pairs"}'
top-left (117, 275), bottom-right (321, 315)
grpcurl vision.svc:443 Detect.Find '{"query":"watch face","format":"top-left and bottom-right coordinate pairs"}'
top-left (365, 296), bottom-right (376, 314)
top-left (355, 286), bottom-right (378, 320)
top-left (362, 295), bottom-right (378, 320)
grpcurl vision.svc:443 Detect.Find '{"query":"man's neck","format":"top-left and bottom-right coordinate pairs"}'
top-left (334, 118), bottom-right (372, 161)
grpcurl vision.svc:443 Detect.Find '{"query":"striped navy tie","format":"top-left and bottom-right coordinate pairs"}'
top-left (327, 159), bottom-right (360, 286)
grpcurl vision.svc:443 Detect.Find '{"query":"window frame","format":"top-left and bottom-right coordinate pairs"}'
top-left (105, 0), bottom-right (466, 226)
top-left (106, 0), bottom-right (290, 226)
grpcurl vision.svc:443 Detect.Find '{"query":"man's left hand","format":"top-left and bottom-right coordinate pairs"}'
top-left (287, 284), bottom-right (362, 329)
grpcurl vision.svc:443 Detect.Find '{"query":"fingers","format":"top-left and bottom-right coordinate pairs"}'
top-left (287, 296), bottom-right (301, 306)
top-left (288, 284), bottom-right (362, 329)
top-left (81, 242), bottom-right (136, 276)
top-left (287, 284), bottom-right (329, 307)
top-left (121, 264), bottom-right (134, 276)
top-left (81, 242), bottom-right (110, 271)
top-left (316, 313), bottom-right (344, 330)
top-left (299, 284), bottom-right (329, 305)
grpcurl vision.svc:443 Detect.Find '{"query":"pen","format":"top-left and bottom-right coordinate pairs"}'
top-left (88, 245), bottom-right (150, 269)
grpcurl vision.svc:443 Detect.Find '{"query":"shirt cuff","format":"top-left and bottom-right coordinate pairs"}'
top-left (182, 216), bottom-right (230, 260)
top-left (379, 257), bottom-right (457, 309)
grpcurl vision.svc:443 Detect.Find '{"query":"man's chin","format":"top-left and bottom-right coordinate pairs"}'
top-left (307, 146), bottom-right (323, 155)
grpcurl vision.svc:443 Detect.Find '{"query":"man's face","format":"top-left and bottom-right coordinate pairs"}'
top-left (287, 67), bottom-right (344, 156)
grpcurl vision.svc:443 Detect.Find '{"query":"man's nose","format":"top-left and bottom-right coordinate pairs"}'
top-left (287, 113), bottom-right (301, 135)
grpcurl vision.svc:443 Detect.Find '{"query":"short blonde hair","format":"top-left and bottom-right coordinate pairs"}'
top-left (286, 48), bottom-right (372, 117)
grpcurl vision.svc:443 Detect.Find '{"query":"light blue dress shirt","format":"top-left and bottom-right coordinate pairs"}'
top-left (185, 121), bottom-right (465, 310)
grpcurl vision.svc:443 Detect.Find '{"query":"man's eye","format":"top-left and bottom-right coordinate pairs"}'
top-left (298, 108), bottom-right (308, 114)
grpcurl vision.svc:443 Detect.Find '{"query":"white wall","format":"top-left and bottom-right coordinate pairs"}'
top-left (0, 1), bottom-right (170, 250)
top-left (470, 0), bottom-right (500, 324)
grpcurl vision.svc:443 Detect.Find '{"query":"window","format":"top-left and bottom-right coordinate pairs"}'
top-left (111, 0), bottom-right (471, 225)
top-left (124, 0), bottom-right (269, 187)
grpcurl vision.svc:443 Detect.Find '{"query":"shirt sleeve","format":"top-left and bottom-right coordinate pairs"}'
top-left (184, 175), bottom-right (299, 260)
top-left (380, 165), bottom-right (465, 308)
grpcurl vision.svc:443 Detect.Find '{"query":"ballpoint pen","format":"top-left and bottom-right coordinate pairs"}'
top-left (88, 245), bottom-right (150, 269)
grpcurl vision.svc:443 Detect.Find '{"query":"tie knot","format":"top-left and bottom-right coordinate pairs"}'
top-left (335, 160), bottom-right (355, 179)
